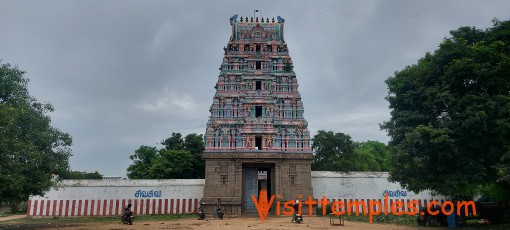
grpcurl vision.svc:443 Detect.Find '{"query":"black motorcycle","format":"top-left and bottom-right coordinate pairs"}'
top-left (198, 204), bottom-right (206, 220)
top-left (121, 211), bottom-right (134, 225)
top-left (293, 213), bottom-right (303, 223)
top-left (216, 208), bottom-right (224, 220)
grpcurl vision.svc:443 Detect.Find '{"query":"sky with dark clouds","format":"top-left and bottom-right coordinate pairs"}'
top-left (1, 0), bottom-right (509, 177)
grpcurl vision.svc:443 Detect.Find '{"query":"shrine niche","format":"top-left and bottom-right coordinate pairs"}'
top-left (201, 14), bottom-right (313, 216)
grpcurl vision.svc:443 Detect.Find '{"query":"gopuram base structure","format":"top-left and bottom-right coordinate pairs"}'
top-left (201, 14), bottom-right (313, 216)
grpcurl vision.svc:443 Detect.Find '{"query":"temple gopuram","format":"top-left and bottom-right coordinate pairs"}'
top-left (201, 14), bottom-right (313, 215)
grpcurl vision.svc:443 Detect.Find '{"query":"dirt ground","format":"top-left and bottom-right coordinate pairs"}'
top-left (1, 216), bottom-right (435, 230)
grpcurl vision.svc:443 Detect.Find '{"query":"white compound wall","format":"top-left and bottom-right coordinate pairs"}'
top-left (27, 172), bottom-right (443, 217)
top-left (28, 179), bottom-right (204, 217)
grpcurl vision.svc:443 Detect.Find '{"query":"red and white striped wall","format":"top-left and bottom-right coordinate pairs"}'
top-left (27, 198), bottom-right (199, 217)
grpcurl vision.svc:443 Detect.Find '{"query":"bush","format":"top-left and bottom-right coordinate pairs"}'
top-left (316, 203), bottom-right (332, 216)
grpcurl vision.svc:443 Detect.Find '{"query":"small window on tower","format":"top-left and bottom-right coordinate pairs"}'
top-left (256, 45), bottom-right (261, 52)
top-left (255, 136), bottom-right (262, 150)
top-left (255, 106), bottom-right (262, 117)
top-left (256, 81), bottom-right (261, 90)
top-left (256, 62), bottom-right (261, 70)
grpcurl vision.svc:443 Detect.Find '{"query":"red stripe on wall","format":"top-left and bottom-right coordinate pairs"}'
top-left (176, 199), bottom-right (180, 214)
top-left (164, 199), bottom-right (168, 214)
top-left (194, 199), bottom-right (198, 213)
top-left (38, 200), bottom-right (44, 216)
top-left (182, 199), bottom-right (186, 214)
top-left (103, 200), bottom-right (107, 216)
top-left (70, 200), bottom-right (76, 216)
top-left (140, 199), bottom-right (144, 215)
top-left (96, 200), bottom-right (101, 216)
top-left (133, 199), bottom-right (138, 215)
top-left (26, 200), bottom-right (32, 217)
top-left (113, 199), bottom-right (119, 215)
top-left (188, 199), bottom-right (192, 212)
top-left (77, 200), bottom-right (82, 216)
top-left (170, 199), bottom-right (174, 214)
top-left (145, 199), bottom-right (150, 214)
top-left (32, 200), bottom-right (38, 216)
top-left (158, 199), bottom-right (162, 214)
top-left (52, 200), bottom-right (57, 216)
top-left (119, 199), bottom-right (125, 215)
top-left (45, 200), bottom-right (51, 216)
top-left (85, 200), bottom-right (89, 216)
top-left (108, 199), bottom-right (113, 216)
top-left (152, 199), bottom-right (156, 214)
top-left (90, 200), bottom-right (95, 216)
top-left (65, 200), bottom-right (70, 217)
top-left (59, 200), bottom-right (64, 217)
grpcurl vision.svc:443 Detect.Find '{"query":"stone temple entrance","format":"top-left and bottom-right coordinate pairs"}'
top-left (200, 15), bottom-right (313, 216)
top-left (242, 164), bottom-right (274, 213)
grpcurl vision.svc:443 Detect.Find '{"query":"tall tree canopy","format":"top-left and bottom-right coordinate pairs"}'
top-left (126, 133), bottom-right (205, 179)
top-left (381, 19), bottom-right (510, 198)
top-left (0, 62), bottom-right (72, 211)
top-left (312, 130), bottom-right (389, 172)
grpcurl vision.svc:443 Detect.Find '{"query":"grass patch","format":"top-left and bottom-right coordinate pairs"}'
top-left (0, 211), bottom-right (26, 217)
top-left (344, 213), bottom-right (417, 226)
top-left (0, 213), bottom-right (196, 226)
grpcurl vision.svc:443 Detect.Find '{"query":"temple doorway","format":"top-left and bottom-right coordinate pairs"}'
top-left (242, 164), bottom-right (274, 213)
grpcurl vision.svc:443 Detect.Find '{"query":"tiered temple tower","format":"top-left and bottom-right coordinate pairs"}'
top-left (201, 14), bottom-right (313, 215)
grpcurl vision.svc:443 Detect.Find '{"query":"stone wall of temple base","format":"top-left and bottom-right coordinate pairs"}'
top-left (201, 152), bottom-right (314, 216)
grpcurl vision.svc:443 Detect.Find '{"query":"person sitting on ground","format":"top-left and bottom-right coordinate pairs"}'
top-left (124, 203), bottom-right (133, 217)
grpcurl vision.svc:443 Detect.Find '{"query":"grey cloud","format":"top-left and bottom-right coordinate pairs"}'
top-left (1, 0), bottom-right (509, 176)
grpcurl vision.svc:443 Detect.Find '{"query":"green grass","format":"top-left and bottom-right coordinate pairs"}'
top-left (0, 211), bottom-right (26, 218)
top-left (343, 213), bottom-right (417, 225)
top-left (0, 213), bottom-right (196, 225)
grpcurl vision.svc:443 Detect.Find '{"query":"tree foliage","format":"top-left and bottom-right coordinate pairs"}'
top-left (311, 130), bottom-right (389, 172)
top-left (126, 133), bottom-right (205, 179)
top-left (59, 170), bottom-right (103, 179)
top-left (354, 140), bottom-right (391, 171)
top-left (0, 62), bottom-right (72, 211)
top-left (381, 19), bottom-right (510, 198)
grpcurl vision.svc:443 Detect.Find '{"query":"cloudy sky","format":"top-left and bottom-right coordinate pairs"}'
top-left (1, 0), bottom-right (508, 177)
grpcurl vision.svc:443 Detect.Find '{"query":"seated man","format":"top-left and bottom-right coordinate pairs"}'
top-left (124, 203), bottom-right (133, 217)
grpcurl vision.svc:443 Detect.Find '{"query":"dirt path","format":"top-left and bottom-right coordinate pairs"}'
top-left (0, 215), bottom-right (25, 222)
top-left (40, 216), bottom-right (432, 230)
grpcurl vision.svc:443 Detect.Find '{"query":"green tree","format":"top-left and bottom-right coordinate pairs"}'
top-left (126, 145), bottom-right (158, 179)
top-left (59, 170), bottom-right (103, 179)
top-left (381, 19), bottom-right (510, 197)
top-left (183, 133), bottom-right (206, 178)
top-left (127, 133), bottom-right (205, 179)
top-left (0, 62), bottom-right (72, 211)
top-left (311, 130), bottom-right (357, 171)
top-left (149, 150), bottom-right (195, 179)
top-left (354, 141), bottom-right (391, 171)
top-left (161, 132), bottom-right (184, 150)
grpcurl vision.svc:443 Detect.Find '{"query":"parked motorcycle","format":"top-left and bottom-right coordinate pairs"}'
top-left (121, 211), bottom-right (134, 225)
top-left (293, 213), bottom-right (303, 223)
top-left (198, 203), bottom-right (206, 220)
top-left (217, 207), bottom-right (224, 220)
